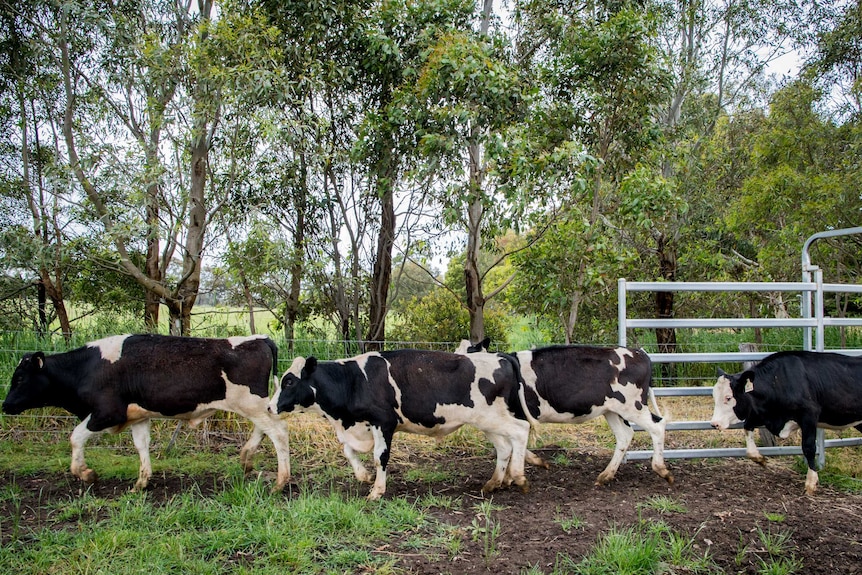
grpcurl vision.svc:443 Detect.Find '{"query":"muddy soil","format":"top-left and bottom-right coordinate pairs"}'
top-left (2, 447), bottom-right (861, 574)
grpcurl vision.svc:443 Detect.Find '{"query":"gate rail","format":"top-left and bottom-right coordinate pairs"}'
top-left (618, 273), bottom-right (862, 465)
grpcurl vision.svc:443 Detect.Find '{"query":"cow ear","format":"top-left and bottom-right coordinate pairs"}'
top-left (32, 352), bottom-right (45, 369)
top-left (481, 337), bottom-right (491, 350)
top-left (304, 356), bottom-right (318, 376)
top-left (717, 367), bottom-right (726, 377)
top-left (732, 371), bottom-right (755, 393)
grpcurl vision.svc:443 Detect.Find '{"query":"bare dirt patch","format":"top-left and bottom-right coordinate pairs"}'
top-left (2, 447), bottom-right (861, 574)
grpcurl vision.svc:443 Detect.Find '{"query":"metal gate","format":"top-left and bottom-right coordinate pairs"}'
top-left (619, 227), bottom-right (862, 465)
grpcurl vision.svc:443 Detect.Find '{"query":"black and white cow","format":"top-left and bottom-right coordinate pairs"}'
top-left (711, 350), bottom-right (862, 494)
top-left (271, 349), bottom-right (533, 500)
top-left (458, 340), bottom-right (673, 486)
top-left (2, 334), bottom-right (291, 491)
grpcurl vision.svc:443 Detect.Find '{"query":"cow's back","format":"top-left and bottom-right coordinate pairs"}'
top-left (91, 334), bottom-right (275, 416)
top-left (754, 351), bottom-right (862, 427)
top-left (382, 350), bottom-right (526, 433)
top-left (517, 345), bottom-right (651, 418)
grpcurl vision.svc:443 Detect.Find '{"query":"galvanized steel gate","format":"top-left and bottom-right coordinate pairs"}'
top-left (619, 227), bottom-right (862, 465)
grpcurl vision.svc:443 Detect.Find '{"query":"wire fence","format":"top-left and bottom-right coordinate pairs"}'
top-left (0, 333), bottom-right (489, 451)
top-left (2, 328), bottom-right (859, 452)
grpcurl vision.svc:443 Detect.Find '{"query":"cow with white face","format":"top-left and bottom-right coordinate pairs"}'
top-left (711, 350), bottom-right (862, 494)
top-left (458, 340), bottom-right (673, 486)
top-left (271, 349), bottom-right (533, 500)
top-left (3, 334), bottom-right (291, 492)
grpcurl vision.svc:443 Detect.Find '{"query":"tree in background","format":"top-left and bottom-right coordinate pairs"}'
top-left (509, 2), bottom-right (670, 343)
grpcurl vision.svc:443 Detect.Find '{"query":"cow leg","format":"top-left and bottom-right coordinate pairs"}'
top-left (632, 412), bottom-right (674, 485)
top-left (130, 419), bottom-right (152, 491)
top-left (481, 432), bottom-right (512, 493)
top-left (342, 443), bottom-right (374, 484)
top-left (506, 425), bottom-right (530, 493)
top-left (334, 426), bottom-right (374, 483)
top-left (525, 449), bottom-right (550, 469)
top-left (257, 415), bottom-right (291, 492)
top-left (367, 426), bottom-right (393, 500)
top-left (239, 425), bottom-right (264, 475)
top-left (481, 425), bottom-right (530, 495)
top-left (799, 418), bottom-right (820, 495)
top-left (69, 416), bottom-right (101, 484)
top-left (744, 429), bottom-right (767, 465)
top-left (595, 412), bottom-right (634, 485)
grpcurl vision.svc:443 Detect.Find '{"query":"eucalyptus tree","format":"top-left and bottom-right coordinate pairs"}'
top-left (40, 0), bottom-right (284, 335)
top-left (0, 0), bottom-right (76, 339)
top-left (508, 1), bottom-right (670, 343)
top-left (727, 80), bottom-right (862, 277)
top-left (402, 0), bottom-right (538, 342)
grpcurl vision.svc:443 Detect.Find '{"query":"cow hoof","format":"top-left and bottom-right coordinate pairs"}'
top-left (355, 472), bottom-right (374, 484)
top-left (663, 472), bottom-right (675, 486)
top-left (79, 469), bottom-right (98, 485)
top-left (594, 473), bottom-right (613, 486)
top-left (525, 451), bottom-right (549, 469)
top-left (517, 479), bottom-right (530, 494)
top-left (367, 489), bottom-right (385, 501)
top-left (753, 457), bottom-right (768, 467)
top-left (481, 481), bottom-right (501, 494)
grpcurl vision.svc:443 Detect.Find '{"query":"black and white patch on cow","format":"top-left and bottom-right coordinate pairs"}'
top-left (2, 334), bottom-right (291, 491)
top-left (513, 345), bottom-right (672, 486)
top-left (271, 349), bottom-right (532, 500)
top-left (711, 350), bottom-right (862, 494)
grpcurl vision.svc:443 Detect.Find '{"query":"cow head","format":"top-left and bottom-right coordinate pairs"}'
top-left (273, 356), bottom-right (318, 414)
top-left (454, 337), bottom-right (491, 355)
top-left (3, 352), bottom-right (49, 415)
top-left (710, 368), bottom-right (755, 430)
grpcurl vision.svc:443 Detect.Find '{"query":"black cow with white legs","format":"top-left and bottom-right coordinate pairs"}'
top-left (458, 340), bottom-right (673, 486)
top-left (2, 334), bottom-right (291, 491)
top-left (271, 349), bottom-right (533, 500)
top-left (711, 350), bottom-right (862, 494)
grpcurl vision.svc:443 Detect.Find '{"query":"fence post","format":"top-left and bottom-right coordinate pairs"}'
top-left (617, 278), bottom-right (627, 347)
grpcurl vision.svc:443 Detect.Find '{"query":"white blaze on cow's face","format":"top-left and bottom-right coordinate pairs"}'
top-left (710, 373), bottom-right (741, 430)
top-left (88, 334), bottom-right (131, 363)
top-left (270, 356), bottom-right (307, 414)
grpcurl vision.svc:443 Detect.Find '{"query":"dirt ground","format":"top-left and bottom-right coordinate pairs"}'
top-left (2, 447), bottom-right (862, 574)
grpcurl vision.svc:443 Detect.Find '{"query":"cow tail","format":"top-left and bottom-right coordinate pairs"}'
top-left (648, 387), bottom-right (663, 419)
top-left (266, 337), bottom-right (279, 391)
top-left (642, 348), bottom-right (664, 420)
top-left (518, 383), bottom-right (541, 433)
top-left (506, 353), bottom-right (541, 434)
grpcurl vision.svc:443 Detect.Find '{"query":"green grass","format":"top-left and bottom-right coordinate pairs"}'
top-left (637, 494), bottom-right (688, 514)
top-left (554, 520), bottom-right (719, 575)
top-left (555, 509), bottom-right (587, 533)
top-left (735, 526), bottom-right (804, 575)
top-left (0, 479), bottom-right (423, 575)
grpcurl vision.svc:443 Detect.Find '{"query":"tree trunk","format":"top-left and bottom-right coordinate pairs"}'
top-left (20, 84), bottom-right (71, 342)
top-left (463, 0), bottom-right (494, 344)
top-left (171, 0), bottom-right (215, 337)
top-left (283, 158), bottom-right (308, 355)
top-left (366, 178), bottom-right (395, 351)
top-left (144, 186), bottom-right (162, 331)
top-left (465, 175), bottom-right (486, 343)
top-left (655, 232), bottom-right (677, 382)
